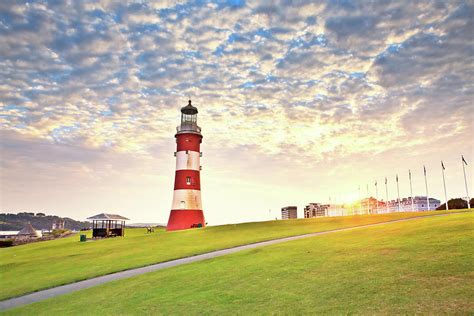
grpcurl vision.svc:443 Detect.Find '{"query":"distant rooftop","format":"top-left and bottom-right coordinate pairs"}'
top-left (17, 223), bottom-right (38, 236)
top-left (86, 213), bottom-right (130, 221)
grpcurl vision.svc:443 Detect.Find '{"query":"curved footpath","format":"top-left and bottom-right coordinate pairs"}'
top-left (0, 212), bottom-right (464, 311)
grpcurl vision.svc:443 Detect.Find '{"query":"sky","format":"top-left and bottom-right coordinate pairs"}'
top-left (0, 0), bottom-right (473, 225)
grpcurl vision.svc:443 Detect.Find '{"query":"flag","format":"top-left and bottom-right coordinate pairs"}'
top-left (424, 165), bottom-right (427, 176)
top-left (409, 169), bottom-right (411, 180)
top-left (375, 181), bottom-right (377, 187)
top-left (396, 174), bottom-right (398, 182)
top-left (441, 161), bottom-right (445, 170)
top-left (385, 177), bottom-right (387, 184)
top-left (462, 155), bottom-right (468, 165)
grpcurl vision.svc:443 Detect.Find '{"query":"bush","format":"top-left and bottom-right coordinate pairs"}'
top-left (52, 229), bottom-right (70, 237)
top-left (436, 198), bottom-right (471, 210)
top-left (0, 239), bottom-right (14, 247)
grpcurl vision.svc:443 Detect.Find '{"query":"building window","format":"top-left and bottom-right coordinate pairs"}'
top-left (186, 176), bottom-right (191, 185)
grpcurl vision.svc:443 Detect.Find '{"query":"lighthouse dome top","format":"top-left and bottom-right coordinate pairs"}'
top-left (181, 100), bottom-right (198, 115)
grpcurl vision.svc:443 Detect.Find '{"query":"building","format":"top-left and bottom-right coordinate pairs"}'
top-left (413, 196), bottom-right (440, 211)
top-left (377, 196), bottom-right (440, 212)
top-left (358, 197), bottom-right (380, 214)
top-left (17, 223), bottom-right (42, 239)
top-left (52, 218), bottom-right (65, 230)
top-left (327, 204), bottom-right (347, 217)
top-left (304, 203), bottom-right (330, 218)
top-left (86, 213), bottom-right (129, 238)
top-left (281, 206), bottom-right (297, 219)
top-left (303, 195), bottom-right (441, 218)
top-left (167, 100), bottom-right (205, 231)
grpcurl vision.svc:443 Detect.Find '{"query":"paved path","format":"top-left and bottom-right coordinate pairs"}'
top-left (0, 212), bottom-right (462, 311)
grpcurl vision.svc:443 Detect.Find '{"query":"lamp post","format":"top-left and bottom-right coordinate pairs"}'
top-left (424, 166), bottom-right (430, 211)
top-left (409, 169), bottom-right (414, 212)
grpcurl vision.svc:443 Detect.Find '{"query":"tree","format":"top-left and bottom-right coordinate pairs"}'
top-left (436, 198), bottom-right (469, 210)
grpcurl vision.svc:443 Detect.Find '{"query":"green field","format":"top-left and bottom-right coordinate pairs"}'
top-left (5, 212), bottom-right (473, 314)
top-left (0, 211), bottom-right (469, 302)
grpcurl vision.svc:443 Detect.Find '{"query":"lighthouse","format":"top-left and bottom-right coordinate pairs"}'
top-left (167, 100), bottom-right (205, 231)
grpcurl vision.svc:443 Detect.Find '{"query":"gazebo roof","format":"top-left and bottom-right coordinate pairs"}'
top-left (17, 223), bottom-right (38, 235)
top-left (86, 213), bottom-right (130, 221)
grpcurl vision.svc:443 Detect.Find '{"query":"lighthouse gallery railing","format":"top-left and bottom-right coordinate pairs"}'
top-left (177, 124), bottom-right (201, 133)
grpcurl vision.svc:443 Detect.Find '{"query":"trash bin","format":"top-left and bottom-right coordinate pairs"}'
top-left (80, 234), bottom-right (87, 242)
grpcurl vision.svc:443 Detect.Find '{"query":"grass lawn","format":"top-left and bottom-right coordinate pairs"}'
top-left (6, 212), bottom-right (473, 315)
top-left (0, 210), bottom-right (469, 301)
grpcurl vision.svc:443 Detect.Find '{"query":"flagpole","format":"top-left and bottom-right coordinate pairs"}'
top-left (424, 166), bottom-right (430, 211)
top-left (366, 184), bottom-right (369, 214)
top-left (462, 155), bottom-right (471, 209)
top-left (375, 181), bottom-right (379, 213)
top-left (441, 161), bottom-right (448, 211)
top-left (358, 185), bottom-right (361, 215)
top-left (385, 177), bottom-right (389, 213)
top-left (396, 174), bottom-right (401, 212)
top-left (409, 169), bottom-right (414, 212)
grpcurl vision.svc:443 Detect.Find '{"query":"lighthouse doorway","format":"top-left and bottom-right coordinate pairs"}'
top-left (180, 201), bottom-right (186, 209)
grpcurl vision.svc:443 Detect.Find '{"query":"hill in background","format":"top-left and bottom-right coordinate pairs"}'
top-left (0, 212), bottom-right (89, 231)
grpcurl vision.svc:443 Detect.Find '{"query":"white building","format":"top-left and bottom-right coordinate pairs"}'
top-left (304, 196), bottom-right (441, 219)
top-left (327, 204), bottom-right (347, 217)
top-left (376, 196), bottom-right (440, 212)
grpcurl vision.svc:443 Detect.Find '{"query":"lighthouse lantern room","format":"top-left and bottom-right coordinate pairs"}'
top-left (167, 100), bottom-right (205, 231)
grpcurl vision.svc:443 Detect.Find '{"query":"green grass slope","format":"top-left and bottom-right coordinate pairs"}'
top-left (0, 210), bottom-right (469, 301)
top-left (8, 212), bottom-right (473, 315)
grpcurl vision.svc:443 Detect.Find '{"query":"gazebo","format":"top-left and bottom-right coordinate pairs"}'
top-left (87, 213), bottom-right (130, 238)
top-left (17, 222), bottom-right (42, 239)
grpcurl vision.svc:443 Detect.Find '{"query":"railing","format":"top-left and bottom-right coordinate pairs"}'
top-left (177, 124), bottom-right (201, 133)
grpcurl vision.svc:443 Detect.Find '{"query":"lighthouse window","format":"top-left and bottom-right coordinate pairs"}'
top-left (186, 176), bottom-right (191, 185)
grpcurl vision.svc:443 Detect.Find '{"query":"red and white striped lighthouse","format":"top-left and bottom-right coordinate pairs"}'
top-left (167, 100), bottom-right (205, 231)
